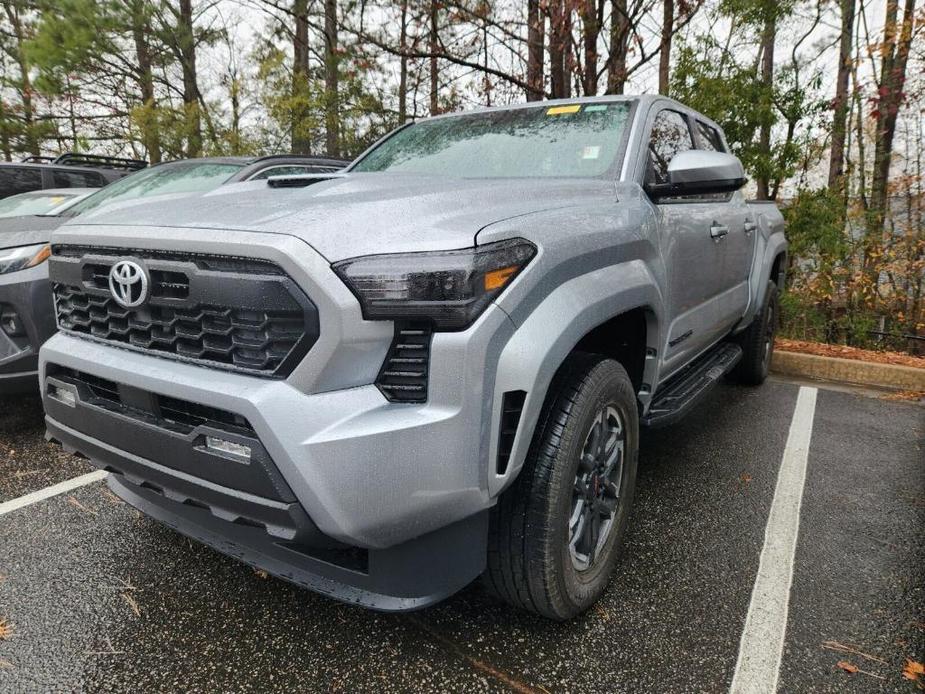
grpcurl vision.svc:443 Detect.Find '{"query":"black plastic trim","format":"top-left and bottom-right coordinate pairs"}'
top-left (48, 246), bottom-right (319, 378)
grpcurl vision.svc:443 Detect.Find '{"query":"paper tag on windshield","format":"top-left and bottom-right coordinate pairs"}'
top-left (582, 146), bottom-right (601, 159)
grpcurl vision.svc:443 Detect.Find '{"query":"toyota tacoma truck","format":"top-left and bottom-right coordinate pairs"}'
top-left (40, 95), bottom-right (786, 619)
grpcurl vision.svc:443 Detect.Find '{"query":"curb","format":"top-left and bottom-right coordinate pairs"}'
top-left (770, 350), bottom-right (925, 391)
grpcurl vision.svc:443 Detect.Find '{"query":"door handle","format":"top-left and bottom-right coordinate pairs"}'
top-left (710, 224), bottom-right (729, 240)
top-left (744, 219), bottom-right (757, 235)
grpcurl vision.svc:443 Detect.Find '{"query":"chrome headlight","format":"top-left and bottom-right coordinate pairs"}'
top-left (0, 244), bottom-right (51, 275)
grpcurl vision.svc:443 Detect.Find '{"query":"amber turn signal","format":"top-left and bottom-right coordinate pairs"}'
top-left (484, 265), bottom-right (518, 291)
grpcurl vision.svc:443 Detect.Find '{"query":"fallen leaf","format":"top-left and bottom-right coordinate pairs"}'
top-left (838, 661), bottom-right (859, 674)
top-left (904, 660), bottom-right (925, 681)
top-left (0, 658), bottom-right (12, 670)
top-left (0, 619), bottom-right (14, 640)
top-left (121, 592), bottom-right (140, 617)
top-left (740, 473), bottom-right (753, 484)
top-left (254, 569), bottom-right (269, 580)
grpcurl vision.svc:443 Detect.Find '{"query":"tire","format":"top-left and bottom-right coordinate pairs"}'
top-left (483, 352), bottom-right (639, 620)
top-left (731, 280), bottom-right (778, 386)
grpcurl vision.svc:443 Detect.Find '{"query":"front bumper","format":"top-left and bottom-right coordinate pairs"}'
top-left (40, 226), bottom-right (519, 609)
top-left (0, 262), bottom-right (56, 393)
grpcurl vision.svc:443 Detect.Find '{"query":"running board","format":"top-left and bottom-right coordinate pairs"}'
top-left (641, 343), bottom-right (743, 428)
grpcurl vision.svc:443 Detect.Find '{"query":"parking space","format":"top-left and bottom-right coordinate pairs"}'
top-left (0, 393), bottom-right (93, 503)
top-left (0, 379), bottom-right (922, 692)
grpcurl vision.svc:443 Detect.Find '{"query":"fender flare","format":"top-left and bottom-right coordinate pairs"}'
top-left (486, 259), bottom-right (663, 497)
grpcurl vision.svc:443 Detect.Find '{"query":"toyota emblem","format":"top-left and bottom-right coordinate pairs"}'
top-left (108, 260), bottom-right (149, 308)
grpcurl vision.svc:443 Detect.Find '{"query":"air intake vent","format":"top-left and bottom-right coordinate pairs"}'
top-left (376, 322), bottom-right (432, 403)
top-left (496, 390), bottom-right (526, 475)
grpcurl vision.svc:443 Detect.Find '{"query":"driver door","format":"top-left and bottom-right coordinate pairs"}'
top-left (645, 109), bottom-right (732, 377)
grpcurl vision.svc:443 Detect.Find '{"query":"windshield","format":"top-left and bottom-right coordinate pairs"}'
top-left (0, 190), bottom-right (85, 218)
top-left (352, 101), bottom-right (631, 178)
top-left (64, 161), bottom-right (242, 217)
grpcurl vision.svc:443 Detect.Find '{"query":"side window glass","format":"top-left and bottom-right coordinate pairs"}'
top-left (52, 169), bottom-right (105, 188)
top-left (647, 110), bottom-right (694, 184)
top-left (0, 166), bottom-right (43, 196)
top-left (695, 121), bottom-right (725, 152)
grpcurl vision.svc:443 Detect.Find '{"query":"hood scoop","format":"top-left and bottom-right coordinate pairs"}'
top-left (266, 173), bottom-right (348, 189)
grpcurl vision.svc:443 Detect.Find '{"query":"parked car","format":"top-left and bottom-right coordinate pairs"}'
top-left (1, 155), bottom-right (348, 393)
top-left (40, 96), bottom-right (786, 619)
top-left (60, 155), bottom-right (349, 218)
top-left (0, 188), bottom-right (96, 219)
top-left (0, 153), bottom-right (147, 199)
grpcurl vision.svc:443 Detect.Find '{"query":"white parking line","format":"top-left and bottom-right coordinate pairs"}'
top-left (730, 385), bottom-right (818, 694)
top-left (0, 470), bottom-right (108, 517)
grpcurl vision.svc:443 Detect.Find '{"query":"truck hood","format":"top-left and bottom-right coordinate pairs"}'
top-left (63, 173), bottom-right (616, 260)
top-left (0, 214), bottom-right (67, 250)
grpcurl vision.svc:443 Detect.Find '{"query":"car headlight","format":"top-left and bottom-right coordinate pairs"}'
top-left (0, 244), bottom-right (51, 275)
top-left (332, 238), bottom-right (536, 330)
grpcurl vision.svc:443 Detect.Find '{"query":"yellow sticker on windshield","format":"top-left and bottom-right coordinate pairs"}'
top-left (547, 104), bottom-right (581, 115)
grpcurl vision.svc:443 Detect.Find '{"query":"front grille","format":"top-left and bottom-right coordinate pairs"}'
top-left (50, 365), bottom-right (253, 436)
top-left (50, 246), bottom-right (319, 377)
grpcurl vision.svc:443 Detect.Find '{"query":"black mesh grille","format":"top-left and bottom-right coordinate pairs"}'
top-left (375, 322), bottom-right (432, 403)
top-left (49, 247), bottom-right (318, 377)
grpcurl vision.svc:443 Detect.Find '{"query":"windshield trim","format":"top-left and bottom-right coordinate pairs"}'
top-left (348, 98), bottom-right (638, 181)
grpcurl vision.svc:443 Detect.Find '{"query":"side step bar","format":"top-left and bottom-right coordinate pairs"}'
top-left (641, 343), bottom-right (743, 428)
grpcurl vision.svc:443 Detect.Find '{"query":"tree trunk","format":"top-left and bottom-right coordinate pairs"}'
top-left (130, 0), bottom-right (161, 162)
top-left (606, 0), bottom-right (629, 94)
top-left (548, 0), bottom-right (569, 98)
top-left (177, 0), bottom-right (201, 157)
top-left (526, 0), bottom-right (544, 100)
top-left (827, 0), bottom-right (855, 189)
top-left (864, 0), bottom-right (916, 282)
top-left (323, 0), bottom-right (339, 156)
top-left (755, 13), bottom-right (776, 201)
top-left (4, 3), bottom-right (39, 156)
top-left (291, 0), bottom-right (311, 154)
top-left (398, 0), bottom-right (408, 122)
top-left (658, 0), bottom-right (673, 95)
top-left (429, 0), bottom-right (439, 115)
top-left (581, 0), bottom-right (599, 95)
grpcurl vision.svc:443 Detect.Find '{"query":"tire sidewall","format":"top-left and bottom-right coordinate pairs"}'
top-left (543, 360), bottom-right (639, 614)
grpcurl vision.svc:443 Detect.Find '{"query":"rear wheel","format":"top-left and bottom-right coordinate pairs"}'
top-left (483, 352), bottom-right (638, 620)
top-left (731, 280), bottom-right (778, 386)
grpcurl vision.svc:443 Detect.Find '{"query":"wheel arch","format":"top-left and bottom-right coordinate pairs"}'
top-left (487, 261), bottom-right (663, 498)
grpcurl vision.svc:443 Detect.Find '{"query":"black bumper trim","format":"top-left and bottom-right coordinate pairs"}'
top-left (46, 416), bottom-right (489, 611)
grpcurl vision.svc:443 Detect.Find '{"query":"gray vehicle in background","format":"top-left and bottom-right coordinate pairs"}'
top-left (0, 153), bottom-right (147, 199)
top-left (40, 95), bottom-right (786, 619)
top-left (1, 156), bottom-right (347, 393)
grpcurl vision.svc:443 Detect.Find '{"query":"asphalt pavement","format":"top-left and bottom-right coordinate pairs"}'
top-left (0, 378), bottom-right (922, 693)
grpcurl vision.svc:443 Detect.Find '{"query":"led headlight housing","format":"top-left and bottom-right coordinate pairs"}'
top-left (0, 244), bottom-right (51, 275)
top-left (333, 238), bottom-right (536, 330)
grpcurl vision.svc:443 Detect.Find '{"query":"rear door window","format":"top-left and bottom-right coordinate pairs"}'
top-left (647, 110), bottom-right (694, 184)
top-left (694, 121), bottom-right (725, 152)
top-left (0, 166), bottom-right (43, 198)
top-left (51, 169), bottom-right (106, 188)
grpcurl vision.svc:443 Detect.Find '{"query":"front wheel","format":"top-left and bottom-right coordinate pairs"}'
top-left (483, 352), bottom-right (639, 620)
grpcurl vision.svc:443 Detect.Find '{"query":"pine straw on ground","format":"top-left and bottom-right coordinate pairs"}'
top-left (775, 338), bottom-right (925, 370)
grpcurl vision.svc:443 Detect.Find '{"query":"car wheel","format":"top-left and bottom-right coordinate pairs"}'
top-left (732, 280), bottom-right (778, 386)
top-left (483, 352), bottom-right (639, 620)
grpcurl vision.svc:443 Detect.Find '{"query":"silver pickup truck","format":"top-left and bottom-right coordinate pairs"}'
top-left (40, 95), bottom-right (786, 619)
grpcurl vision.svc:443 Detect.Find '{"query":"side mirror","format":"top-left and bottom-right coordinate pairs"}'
top-left (645, 150), bottom-right (746, 199)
